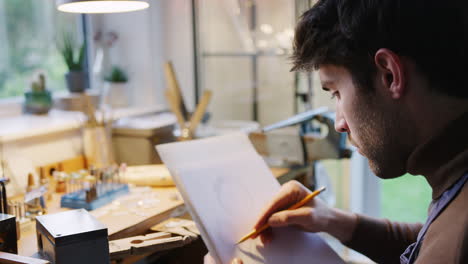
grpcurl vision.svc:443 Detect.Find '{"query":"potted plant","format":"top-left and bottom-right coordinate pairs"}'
top-left (101, 66), bottom-right (129, 108)
top-left (59, 34), bottom-right (86, 93)
top-left (24, 73), bottom-right (52, 114)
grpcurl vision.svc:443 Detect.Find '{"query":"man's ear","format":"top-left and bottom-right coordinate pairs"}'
top-left (374, 48), bottom-right (405, 99)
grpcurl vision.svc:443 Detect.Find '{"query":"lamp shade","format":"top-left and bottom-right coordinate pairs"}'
top-left (56, 0), bottom-right (149, 14)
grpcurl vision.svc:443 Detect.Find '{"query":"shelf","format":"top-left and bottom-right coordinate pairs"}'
top-left (0, 105), bottom-right (166, 143)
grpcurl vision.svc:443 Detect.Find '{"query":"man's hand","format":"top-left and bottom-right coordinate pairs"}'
top-left (252, 180), bottom-right (358, 244)
top-left (204, 253), bottom-right (242, 264)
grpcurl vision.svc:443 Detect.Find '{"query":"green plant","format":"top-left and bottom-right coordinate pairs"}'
top-left (59, 34), bottom-right (85, 71)
top-left (31, 73), bottom-right (46, 92)
top-left (104, 66), bottom-right (128, 83)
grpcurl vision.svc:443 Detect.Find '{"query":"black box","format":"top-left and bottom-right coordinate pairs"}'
top-left (36, 209), bottom-right (109, 264)
top-left (0, 213), bottom-right (17, 254)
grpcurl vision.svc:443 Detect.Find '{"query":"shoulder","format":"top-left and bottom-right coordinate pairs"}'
top-left (417, 181), bottom-right (468, 263)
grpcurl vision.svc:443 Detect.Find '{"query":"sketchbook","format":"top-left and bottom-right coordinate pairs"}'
top-left (156, 133), bottom-right (343, 264)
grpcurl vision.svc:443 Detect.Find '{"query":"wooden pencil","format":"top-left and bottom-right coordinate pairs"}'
top-left (236, 186), bottom-right (326, 244)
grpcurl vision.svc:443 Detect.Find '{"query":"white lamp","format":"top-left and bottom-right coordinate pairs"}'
top-left (56, 0), bottom-right (149, 14)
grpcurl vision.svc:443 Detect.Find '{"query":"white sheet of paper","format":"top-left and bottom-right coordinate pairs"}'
top-left (157, 133), bottom-right (344, 264)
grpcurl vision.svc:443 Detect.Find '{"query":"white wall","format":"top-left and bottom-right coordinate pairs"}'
top-left (88, 0), bottom-right (196, 110)
top-left (160, 0), bottom-right (196, 110)
top-left (88, 4), bottom-right (158, 107)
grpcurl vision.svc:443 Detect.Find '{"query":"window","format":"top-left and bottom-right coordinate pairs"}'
top-left (0, 0), bottom-right (81, 99)
top-left (381, 174), bottom-right (432, 222)
top-left (196, 0), bottom-right (297, 125)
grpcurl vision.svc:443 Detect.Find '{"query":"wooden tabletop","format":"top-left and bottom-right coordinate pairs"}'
top-left (18, 186), bottom-right (183, 257)
top-left (17, 167), bottom-right (303, 259)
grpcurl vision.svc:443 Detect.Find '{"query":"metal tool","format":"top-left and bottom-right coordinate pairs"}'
top-left (250, 108), bottom-right (352, 165)
top-left (150, 218), bottom-right (200, 237)
top-left (109, 231), bottom-right (194, 260)
top-left (261, 106), bottom-right (329, 133)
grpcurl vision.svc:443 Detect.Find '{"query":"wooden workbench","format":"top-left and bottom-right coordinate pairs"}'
top-left (16, 167), bottom-right (306, 262)
top-left (18, 187), bottom-right (183, 257)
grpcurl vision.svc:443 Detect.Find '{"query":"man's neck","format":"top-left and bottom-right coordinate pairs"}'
top-left (409, 93), bottom-right (468, 146)
top-left (405, 95), bottom-right (468, 198)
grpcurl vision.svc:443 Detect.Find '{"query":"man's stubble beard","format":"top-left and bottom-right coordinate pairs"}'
top-left (353, 93), bottom-right (412, 179)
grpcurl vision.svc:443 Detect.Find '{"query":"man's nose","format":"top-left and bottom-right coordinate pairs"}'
top-left (334, 111), bottom-right (349, 133)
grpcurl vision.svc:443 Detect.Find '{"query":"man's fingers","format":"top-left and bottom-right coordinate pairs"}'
top-left (254, 181), bottom-right (308, 229)
top-left (268, 207), bottom-right (312, 227)
top-left (259, 227), bottom-right (273, 244)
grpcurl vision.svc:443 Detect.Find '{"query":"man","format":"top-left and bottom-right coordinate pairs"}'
top-left (206, 0), bottom-right (468, 263)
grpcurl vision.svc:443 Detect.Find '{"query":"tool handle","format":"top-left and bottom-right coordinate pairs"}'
top-left (164, 62), bottom-right (189, 119)
top-left (188, 90), bottom-right (212, 134)
top-left (165, 90), bottom-right (187, 130)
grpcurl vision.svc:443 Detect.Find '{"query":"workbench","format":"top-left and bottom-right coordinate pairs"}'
top-left (14, 167), bottom-right (307, 264)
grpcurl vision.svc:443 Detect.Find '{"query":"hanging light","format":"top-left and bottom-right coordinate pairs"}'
top-left (56, 0), bottom-right (149, 14)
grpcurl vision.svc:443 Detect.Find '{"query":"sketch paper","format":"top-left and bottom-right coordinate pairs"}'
top-left (157, 133), bottom-right (343, 264)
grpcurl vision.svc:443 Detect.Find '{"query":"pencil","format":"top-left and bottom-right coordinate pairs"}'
top-left (236, 186), bottom-right (326, 244)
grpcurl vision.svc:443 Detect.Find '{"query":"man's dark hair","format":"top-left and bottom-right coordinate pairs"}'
top-left (292, 0), bottom-right (468, 98)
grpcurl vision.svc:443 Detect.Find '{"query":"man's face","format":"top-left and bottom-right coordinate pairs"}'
top-left (319, 64), bottom-right (411, 179)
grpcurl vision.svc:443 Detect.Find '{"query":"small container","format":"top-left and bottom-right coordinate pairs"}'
top-left (0, 213), bottom-right (17, 254)
top-left (36, 209), bottom-right (109, 264)
top-left (112, 112), bottom-right (176, 165)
